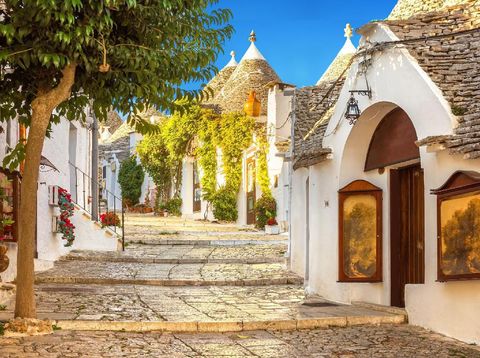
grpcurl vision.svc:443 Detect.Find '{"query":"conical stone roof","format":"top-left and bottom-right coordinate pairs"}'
top-left (316, 24), bottom-right (357, 85)
top-left (204, 51), bottom-right (238, 102)
top-left (388, 0), bottom-right (471, 20)
top-left (210, 31), bottom-right (281, 115)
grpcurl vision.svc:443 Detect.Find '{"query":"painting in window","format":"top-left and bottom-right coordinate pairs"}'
top-left (432, 171), bottom-right (480, 281)
top-left (440, 192), bottom-right (480, 278)
top-left (339, 180), bottom-right (382, 282)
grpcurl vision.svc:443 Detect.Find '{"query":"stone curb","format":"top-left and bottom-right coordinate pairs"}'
top-left (127, 240), bottom-right (288, 246)
top-left (61, 256), bottom-right (286, 265)
top-left (35, 277), bottom-right (304, 287)
top-left (352, 301), bottom-right (408, 317)
top-left (51, 315), bottom-right (407, 333)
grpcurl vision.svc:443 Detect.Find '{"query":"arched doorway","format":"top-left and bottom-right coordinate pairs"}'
top-left (365, 107), bottom-right (425, 308)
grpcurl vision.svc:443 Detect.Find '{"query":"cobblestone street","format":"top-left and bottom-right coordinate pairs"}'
top-left (1, 325), bottom-right (479, 357)
top-left (1, 216), bottom-right (479, 357)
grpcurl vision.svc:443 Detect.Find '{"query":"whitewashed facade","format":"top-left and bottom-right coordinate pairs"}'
top-left (282, 0), bottom-right (480, 345)
top-left (0, 114), bottom-right (120, 284)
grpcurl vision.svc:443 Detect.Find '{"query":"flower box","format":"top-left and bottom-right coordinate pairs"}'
top-left (265, 225), bottom-right (280, 235)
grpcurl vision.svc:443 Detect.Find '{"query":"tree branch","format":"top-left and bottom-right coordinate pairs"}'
top-left (33, 62), bottom-right (77, 111)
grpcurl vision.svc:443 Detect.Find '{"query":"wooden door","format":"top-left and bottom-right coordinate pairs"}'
top-left (390, 165), bottom-right (425, 307)
top-left (193, 162), bottom-right (201, 212)
top-left (246, 157), bottom-right (256, 225)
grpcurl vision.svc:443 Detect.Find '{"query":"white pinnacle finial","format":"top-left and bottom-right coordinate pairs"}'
top-left (225, 50), bottom-right (238, 67)
top-left (249, 30), bottom-right (256, 43)
top-left (344, 23), bottom-right (353, 39)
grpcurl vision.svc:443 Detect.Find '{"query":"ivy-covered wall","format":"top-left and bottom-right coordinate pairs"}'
top-left (137, 104), bottom-right (272, 222)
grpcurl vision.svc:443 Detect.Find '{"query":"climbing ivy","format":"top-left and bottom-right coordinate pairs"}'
top-left (118, 156), bottom-right (145, 207)
top-left (137, 105), bottom-right (270, 222)
top-left (197, 109), bottom-right (221, 201)
top-left (218, 112), bottom-right (255, 191)
top-left (136, 126), bottom-right (173, 203)
top-left (255, 125), bottom-right (271, 196)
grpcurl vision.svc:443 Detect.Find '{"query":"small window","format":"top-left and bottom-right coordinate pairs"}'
top-left (432, 171), bottom-right (480, 282)
top-left (338, 180), bottom-right (383, 282)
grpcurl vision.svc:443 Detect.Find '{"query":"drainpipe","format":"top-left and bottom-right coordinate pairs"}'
top-left (91, 108), bottom-right (99, 222)
top-left (286, 89), bottom-right (296, 261)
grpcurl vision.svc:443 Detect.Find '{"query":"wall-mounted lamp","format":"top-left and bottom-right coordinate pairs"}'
top-left (344, 88), bottom-right (372, 125)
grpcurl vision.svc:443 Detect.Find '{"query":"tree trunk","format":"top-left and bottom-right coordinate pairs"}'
top-left (15, 63), bottom-right (77, 318)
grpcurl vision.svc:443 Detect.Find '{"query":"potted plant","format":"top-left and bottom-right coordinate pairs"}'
top-left (100, 212), bottom-right (121, 228)
top-left (265, 217), bottom-right (280, 235)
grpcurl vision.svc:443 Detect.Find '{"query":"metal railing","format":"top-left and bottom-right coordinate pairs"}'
top-left (68, 162), bottom-right (125, 250)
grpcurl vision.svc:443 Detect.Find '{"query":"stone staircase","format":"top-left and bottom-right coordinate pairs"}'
top-left (0, 215), bottom-right (406, 332)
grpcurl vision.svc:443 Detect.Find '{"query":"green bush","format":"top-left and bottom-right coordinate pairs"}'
top-left (165, 197), bottom-right (182, 216)
top-left (118, 156), bottom-right (145, 207)
top-left (212, 186), bottom-right (238, 222)
top-left (255, 195), bottom-right (277, 229)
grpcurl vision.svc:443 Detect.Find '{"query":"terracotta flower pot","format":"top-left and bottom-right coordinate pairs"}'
top-left (0, 245), bottom-right (9, 273)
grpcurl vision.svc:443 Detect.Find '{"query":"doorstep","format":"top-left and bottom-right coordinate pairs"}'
top-left (41, 314), bottom-right (406, 333)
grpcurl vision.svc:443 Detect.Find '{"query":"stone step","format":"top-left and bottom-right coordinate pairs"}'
top-left (49, 315), bottom-right (407, 333)
top-left (126, 239), bottom-right (288, 246)
top-left (62, 244), bottom-right (287, 265)
top-left (62, 256), bottom-right (286, 265)
top-left (35, 276), bottom-right (302, 286)
top-left (34, 260), bottom-right (303, 286)
top-left (0, 284), bottom-right (407, 333)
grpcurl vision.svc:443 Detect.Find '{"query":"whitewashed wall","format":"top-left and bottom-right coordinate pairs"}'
top-left (267, 85), bottom-right (293, 229)
top-left (290, 23), bottom-right (480, 344)
top-left (181, 157), bottom-right (213, 220)
top-left (1, 114), bottom-right (118, 283)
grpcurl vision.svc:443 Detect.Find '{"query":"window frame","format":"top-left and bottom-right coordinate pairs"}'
top-left (0, 168), bottom-right (21, 243)
top-left (338, 180), bottom-right (383, 283)
top-left (432, 171), bottom-right (480, 282)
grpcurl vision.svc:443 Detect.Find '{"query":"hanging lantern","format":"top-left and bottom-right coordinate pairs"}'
top-left (344, 93), bottom-right (361, 125)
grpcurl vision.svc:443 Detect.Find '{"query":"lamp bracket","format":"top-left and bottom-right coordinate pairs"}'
top-left (349, 90), bottom-right (372, 99)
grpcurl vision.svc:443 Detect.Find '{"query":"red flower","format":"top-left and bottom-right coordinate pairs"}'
top-left (266, 218), bottom-right (278, 226)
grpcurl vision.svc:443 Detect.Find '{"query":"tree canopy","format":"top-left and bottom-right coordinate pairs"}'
top-left (0, 0), bottom-right (233, 142)
top-left (118, 155), bottom-right (145, 207)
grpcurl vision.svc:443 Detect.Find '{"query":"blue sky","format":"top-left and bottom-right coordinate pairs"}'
top-left (203, 0), bottom-right (398, 88)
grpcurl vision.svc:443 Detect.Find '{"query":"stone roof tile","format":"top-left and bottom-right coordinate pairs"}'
top-left (293, 79), bottom-right (346, 169)
top-left (211, 58), bottom-right (281, 115)
top-left (384, 0), bottom-right (480, 159)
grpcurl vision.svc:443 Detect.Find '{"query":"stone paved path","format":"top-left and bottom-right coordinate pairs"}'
top-left (1, 325), bottom-right (479, 357)
top-left (1, 215), bottom-right (476, 355)
top-left (123, 215), bottom-right (287, 244)
top-left (35, 261), bottom-right (301, 286)
top-left (1, 284), bottom-right (402, 324)
top-left (0, 215), bottom-right (406, 332)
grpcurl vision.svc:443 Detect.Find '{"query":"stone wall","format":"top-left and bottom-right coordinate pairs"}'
top-left (386, 0), bottom-right (480, 159)
top-left (293, 79), bottom-right (345, 169)
top-left (388, 0), bottom-right (472, 20)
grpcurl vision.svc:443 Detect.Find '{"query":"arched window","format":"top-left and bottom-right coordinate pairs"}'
top-left (365, 108), bottom-right (419, 172)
